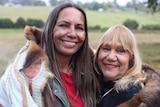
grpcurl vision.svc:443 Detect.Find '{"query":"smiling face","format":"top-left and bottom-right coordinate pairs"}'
top-left (98, 41), bottom-right (130, 82)
top-left (53, 7), bottom-right (85, 57)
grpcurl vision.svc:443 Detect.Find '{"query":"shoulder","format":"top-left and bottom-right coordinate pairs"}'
top-left (118, 83), bottom-right (142, 99)
top-left (118, 64), bottom-right (160, 107)
top-left (126, 83), bottom-right (141, 93)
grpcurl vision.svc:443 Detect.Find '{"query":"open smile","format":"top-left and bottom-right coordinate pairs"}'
top-left (61, 39), bottom-right (77, 47)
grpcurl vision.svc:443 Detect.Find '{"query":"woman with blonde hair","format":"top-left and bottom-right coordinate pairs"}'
top-left (94, 25), bottom-right (160, 107)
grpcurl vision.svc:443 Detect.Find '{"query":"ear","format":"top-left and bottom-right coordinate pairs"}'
top-left (24, 25), bottom-right (42, 44)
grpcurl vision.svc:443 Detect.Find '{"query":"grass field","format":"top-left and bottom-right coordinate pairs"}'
top-left (0, 6), bottom-right (160, 28)
top-left (0, 29), bottom-right (160, 77)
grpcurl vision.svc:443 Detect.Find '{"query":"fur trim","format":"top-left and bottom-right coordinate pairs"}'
top-left (23, 25), bottom-right (48, 69)
top-left (22, 26), bottom-right (54, 107)
top-left (24, 25), bottom-right (42, 44)
top-left (118, 64), bottom-right (160, 107)
top-left (24, 41), bottom-right (48, 69)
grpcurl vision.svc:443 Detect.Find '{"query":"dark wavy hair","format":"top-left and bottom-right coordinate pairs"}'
top-left (41, 3), bottom-right (100, 107)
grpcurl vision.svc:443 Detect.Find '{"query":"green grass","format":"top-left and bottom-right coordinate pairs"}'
top-left (0, 6), bottom-right (160, 28)
top-left (0, 6), bottom-right (52, 22)
top-left (0, 28), bottom-right (23, 33)
top-left (0, 30), bottom-right (26, 76)
top-left (86, 10), bottom-right (160, 28)
top-left (139, 43), bottom-right (160, 69)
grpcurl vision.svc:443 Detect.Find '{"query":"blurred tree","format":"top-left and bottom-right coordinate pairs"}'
top-left (0, 0), bottom-right (9, 5)
top-left (146, 0), bottom-right (159, 13)
top-left (50, 0), bottom-right (73, 6)
top-left (49, 0), bottom-right (58, 6)
top-left (132, 0), bottom-right (138, 12)
top-left (15, 17), bottom-right (26, 28)
top-left (113, 0), bottom-right (117, 5)
top-left (12, 0), bottom-right (33, 5)
top-left (33, 0), bottom-right (46, 6)
top-left (83, 1), bottom-right (107, 11)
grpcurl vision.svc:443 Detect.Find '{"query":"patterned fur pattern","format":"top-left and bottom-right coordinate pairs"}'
top-left (118, 64), bottom-right (160, 107)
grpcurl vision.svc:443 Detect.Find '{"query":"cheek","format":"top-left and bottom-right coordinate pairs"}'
top-left (53, 28), bottom-right (61, 36)
top-left (78, 33), bottom-right (86, 42)
top-left (97, 52), bottom-right (105, 70)
top-left (98, 50), bottom-right (106, 61)
top-left (120, 55), bottom-right (130, 72)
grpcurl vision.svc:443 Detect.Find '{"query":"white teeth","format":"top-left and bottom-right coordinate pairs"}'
top-left (63, 41), bottom-right (76, 46)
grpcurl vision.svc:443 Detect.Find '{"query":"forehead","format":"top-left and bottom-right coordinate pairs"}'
top-left (58, 7), bottom-right (84, 23)
top-left (100, 34), bottom-right (129, 51)
top-left (103, 41), bottom-right (123, 48)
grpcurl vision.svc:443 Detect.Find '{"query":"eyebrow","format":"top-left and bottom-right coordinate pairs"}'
top-left (57, 21), bottom-right (69, 24)
top-left (57, 20), bottom-right (84, 25)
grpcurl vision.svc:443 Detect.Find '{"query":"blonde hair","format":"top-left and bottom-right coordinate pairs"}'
top-left (94, 25), bottom-right (146, 91)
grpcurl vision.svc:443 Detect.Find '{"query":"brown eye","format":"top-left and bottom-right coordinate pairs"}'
top-left (76, 27), bottom-right (84, 31)
top-left (59, 24), bottom-right (68, 28)
top-left (76, 25), bottom-right (84, 32)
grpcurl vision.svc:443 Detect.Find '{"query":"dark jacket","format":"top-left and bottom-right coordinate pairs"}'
top-left (97, 64), bottom-right (160, 107)
top-left (97, 81), bottom-right (142, 107)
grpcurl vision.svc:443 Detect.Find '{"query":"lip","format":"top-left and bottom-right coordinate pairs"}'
top-left (103, 63), bottom-right (118, 70)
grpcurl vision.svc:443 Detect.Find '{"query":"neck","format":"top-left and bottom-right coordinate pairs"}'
top-left (55, 53), bottom-right (72, 73)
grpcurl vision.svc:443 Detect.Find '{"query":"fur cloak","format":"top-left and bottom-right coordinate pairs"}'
top-left (22, 25), bottom-right (160, 107)
top-left (0, 26), bottom-right (54, 107)
top-left (118, 63), bottom-right (160, 107)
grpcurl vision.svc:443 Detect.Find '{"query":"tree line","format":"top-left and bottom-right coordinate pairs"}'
top-left (1, 17), bottom-right (160, 32)
top-left (0, 0), bottom-right (160, 13)
top-left (0, 17), bottom-right (44, 28)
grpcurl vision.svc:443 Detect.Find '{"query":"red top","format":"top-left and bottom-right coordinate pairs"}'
top-left (61, 72), bottom-right (84, 107)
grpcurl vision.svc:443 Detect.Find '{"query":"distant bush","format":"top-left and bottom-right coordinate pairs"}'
top-left (0, 18), bottom-right (44, 28)
top-left (15, 17), bottom-right (26, 28)
top-left (0, 18), bottom-right (14, 28)
top-left (26, 18), bottom-right (44, 28)
top-left (88, 25), bottom-right (101, 31)
top-left (101, 27), bottom-right (108, 32)
top-left (123, 19), bottom-right (139, 30)
top-left (141, 24), bottom-right (160, 30)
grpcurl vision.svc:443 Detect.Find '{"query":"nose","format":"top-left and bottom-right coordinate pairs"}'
top-left (67, 26), bottom-right (76, 38)
top-left (106, 50), bottom-right (117, 61)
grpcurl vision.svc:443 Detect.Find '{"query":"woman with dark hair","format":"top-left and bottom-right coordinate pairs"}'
top-left (0, 3), bottom-right (100, 107)
top-left (41, 3), bottom-right (100, 107)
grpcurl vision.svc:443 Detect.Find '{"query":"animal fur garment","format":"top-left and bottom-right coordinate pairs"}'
top-left (24, 25), bottom-right (160, 107)
top-left (118, 64), bottom-right (160, 107)
top-left (0, 25), bottom-right (54, 107)
top-left (24, 25), bottom-right (42, 44)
